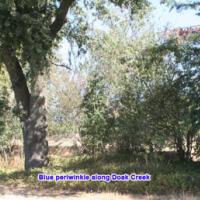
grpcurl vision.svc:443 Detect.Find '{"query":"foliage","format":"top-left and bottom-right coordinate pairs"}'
top-left (80, 73), bottom-right (113, 153)
top-left (162, 0), bottom-right (200, 14)
top-left (80, 13), bottom-right (163, 153)
top-left (0, 66), bottom-right (21, 149)
top-left (143, 35), bottom-right (200, 158)
top-left (0, 0), bottom-right (150, 171)
top-left (0, 0), bottom-right (149, 77)
top-left (47, 66), bottom-right (82, 136)
top-left (80, 8), bottom-right (200, 159)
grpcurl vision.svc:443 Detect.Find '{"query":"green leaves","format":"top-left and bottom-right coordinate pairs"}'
top-left (0, 0), bottom-right (150, 79)
top-left (109, 0), bottom-right (149, 15)
top-left (80, 74), bottom-right (112, 153)
top-left (80, 3), bottom-right (200, 157)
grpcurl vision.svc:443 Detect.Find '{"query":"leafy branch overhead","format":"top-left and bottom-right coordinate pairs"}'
top-left (0, 0), bottom-right (149, 74)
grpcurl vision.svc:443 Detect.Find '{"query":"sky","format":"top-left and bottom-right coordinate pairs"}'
top-left (150, 0), bottom-right (200, 29)
top-left (56, 0), bottom-right (200, 67)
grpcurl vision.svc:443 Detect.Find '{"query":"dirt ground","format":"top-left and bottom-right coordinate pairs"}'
top-left (0, 184), bottom-right (199, 200)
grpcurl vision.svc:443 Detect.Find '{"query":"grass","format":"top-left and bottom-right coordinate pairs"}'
top-left (0, 153), bottom-right (200, 195)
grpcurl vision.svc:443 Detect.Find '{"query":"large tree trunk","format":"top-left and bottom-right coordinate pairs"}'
top-left (2, 47), bottom-right (49, 172)
top-left (25, 73), bottom-right (49, 170)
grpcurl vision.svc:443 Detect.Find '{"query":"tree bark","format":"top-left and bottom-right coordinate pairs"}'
top-left (26, 72), bottom-right (49, 169)
top-left (1, 47), bottom-right (49, 172)
top-left (176, 135), bottom-right (185, 161)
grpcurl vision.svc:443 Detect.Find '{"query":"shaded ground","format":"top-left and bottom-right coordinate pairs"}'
top-left (0, 184), bottom-right (199, 200)
top-left (0, 153), bottom-right (200, 198)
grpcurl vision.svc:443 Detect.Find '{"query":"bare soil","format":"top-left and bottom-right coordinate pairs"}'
top-left (0, 184), bottom-right (199, 200)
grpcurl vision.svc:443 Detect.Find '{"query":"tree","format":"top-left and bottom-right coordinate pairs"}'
top-left (0, 0), bottom-right (149, 171)
top-left (80, 12), bottom-right (161, 154)
top-left (161, 0), bottom-right (200, 160)
top-left (80, 73), bottom-right (112, 155)
top-left (143, 31), bottom-right (200, 160)
top-left (81, 9), bottom-right (200, 161)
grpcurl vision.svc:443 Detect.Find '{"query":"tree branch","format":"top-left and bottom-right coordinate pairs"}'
top-left (1, 47), bottom-right (30, 118)
top-left (176, 2), bottom-right (200, 10)
top-left (50, 0), bottom-right (75, 37)
top-left (50, 61), bottom-right (71, 70)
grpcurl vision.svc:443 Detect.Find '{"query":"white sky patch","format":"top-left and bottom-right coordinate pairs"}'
top-left (55, 38), bottom-right (70, 65)
top-left (150, 0), bottom-right (200, 29)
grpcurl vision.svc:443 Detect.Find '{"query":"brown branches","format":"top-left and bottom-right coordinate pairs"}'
top-left (49, 61), bottom-right (72, 70)
top-left (50, 0), bottom-right (75, 37)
